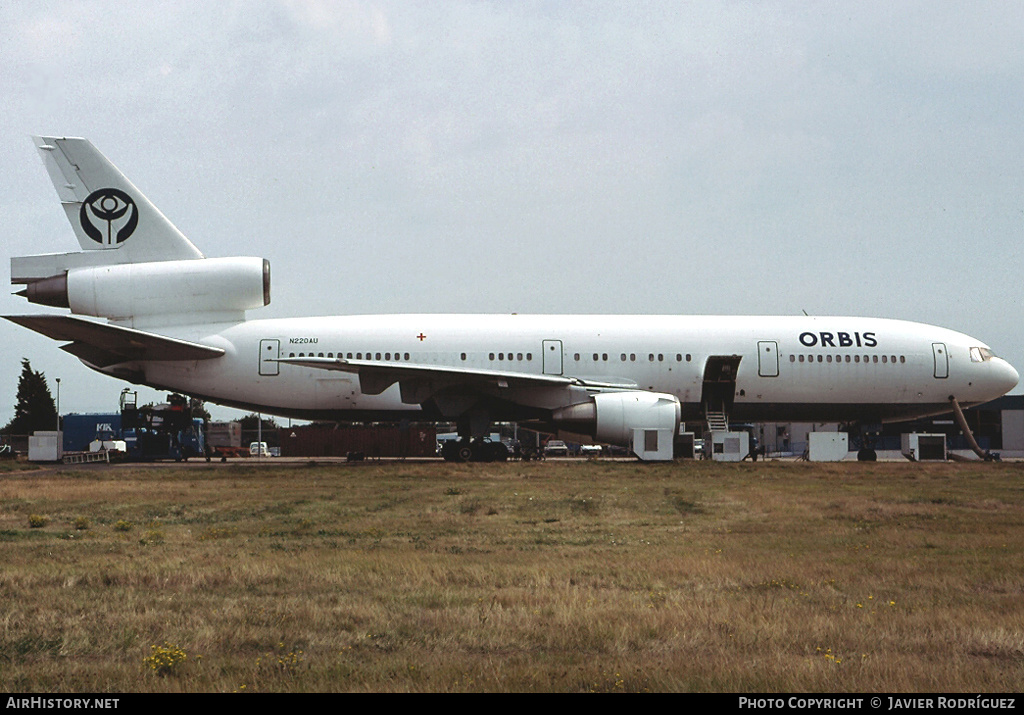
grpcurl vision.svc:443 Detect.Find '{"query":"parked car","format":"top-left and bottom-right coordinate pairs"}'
top-left (579, 444), bottom-right (602, 457)
top-left (544, 439), bottom-right (569, 457)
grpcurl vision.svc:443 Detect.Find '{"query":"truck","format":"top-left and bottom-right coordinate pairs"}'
top-left (119, 391), bottom-right (206, 462)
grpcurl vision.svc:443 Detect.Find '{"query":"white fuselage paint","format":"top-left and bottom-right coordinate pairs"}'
top-left (130, 313), bottom-right (1018, 425)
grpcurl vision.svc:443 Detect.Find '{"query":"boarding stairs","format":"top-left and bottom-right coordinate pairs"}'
top-left (705, 409), bottom-right (729, 433)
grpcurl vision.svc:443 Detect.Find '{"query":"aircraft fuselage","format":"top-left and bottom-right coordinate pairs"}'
top-left (134, 313), bottom-right (1018, 426)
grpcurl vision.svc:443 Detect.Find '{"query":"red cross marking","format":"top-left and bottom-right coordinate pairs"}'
top-left (417, 333), bottom-right (427, 341)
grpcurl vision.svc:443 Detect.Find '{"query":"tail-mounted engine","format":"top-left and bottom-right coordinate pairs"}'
top-left (18, 257), bottom-right (270, 324)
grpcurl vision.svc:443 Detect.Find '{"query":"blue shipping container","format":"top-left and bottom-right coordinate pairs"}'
top-left (61, 413), bottom-right (122, 452)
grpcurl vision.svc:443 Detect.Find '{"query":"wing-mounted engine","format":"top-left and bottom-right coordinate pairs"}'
top-left (551, 390), bottom-right (681, 461)
top-left (16, 257), bottom-right (270, 325)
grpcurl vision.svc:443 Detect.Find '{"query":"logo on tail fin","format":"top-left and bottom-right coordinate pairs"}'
top-left (80, 188), bottom-right (138, 246)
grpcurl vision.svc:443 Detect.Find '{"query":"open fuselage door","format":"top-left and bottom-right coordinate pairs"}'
top-left (701, 355), bottom-right (742, 424)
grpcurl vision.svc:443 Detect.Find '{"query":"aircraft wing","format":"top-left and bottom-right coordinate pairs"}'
top-left (3, 315), bottom-right (225, 367)
top-left (276, 356), bottom-right (637, 402)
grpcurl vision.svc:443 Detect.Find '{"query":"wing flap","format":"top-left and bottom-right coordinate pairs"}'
top-left (4, 315), bottom-right (224, 367)
top-left (277, 356), bottom-right (573, 395)
top-left (275, 356), bottom-right (637, 401)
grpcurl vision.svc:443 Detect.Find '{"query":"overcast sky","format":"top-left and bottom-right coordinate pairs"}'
top-left (1, 1), bottom-right (1023, 424)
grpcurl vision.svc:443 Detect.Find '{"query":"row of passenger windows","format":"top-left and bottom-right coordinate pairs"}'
top-left (483, 352), bottom-right (693, 363)
top-left (791, 354), bottom-right (906, 364)
top-left (287, 351), bottom-right (693, 363)
top-left (575, 353), bottom-right (693, 363)
top-left (287, 350), bottom-right (905, 366)
top-left (290, 352), bottom-right (411, 360)
top-left (487, 353), bottom-right (533, 361)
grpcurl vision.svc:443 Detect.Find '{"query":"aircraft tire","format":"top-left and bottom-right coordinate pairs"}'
top-left (489, 442), bottom-right (509, 462)
top-left (857, 448), bottom-right (877, 461)
top-left (440, 441), bottom-right (460, 462)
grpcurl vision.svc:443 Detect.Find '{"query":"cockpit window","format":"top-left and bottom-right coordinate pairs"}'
top-left (970, 347), bottom-right (995, 362)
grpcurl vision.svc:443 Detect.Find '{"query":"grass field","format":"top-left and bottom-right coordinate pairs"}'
top-left (0, 457), bottom-right (1021, 693)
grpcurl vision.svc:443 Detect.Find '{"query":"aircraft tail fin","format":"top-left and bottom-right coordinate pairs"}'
top-left (28, 136), bottom-right (203, 266)
top-left (12, 137), bottom-right (269, 326)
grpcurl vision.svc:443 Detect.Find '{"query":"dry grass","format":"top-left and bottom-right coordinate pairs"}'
top-left (0, 458), bottom-right (1022, 692)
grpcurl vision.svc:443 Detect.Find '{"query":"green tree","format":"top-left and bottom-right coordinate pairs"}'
top-left (239, 413), bottom-right (280, 448)
top-left (239, 413), bottom-right (279, 432)
top-left (189, 398), bottom-right (211, 423)
top-left (3, 359), bottom-right (58, 435)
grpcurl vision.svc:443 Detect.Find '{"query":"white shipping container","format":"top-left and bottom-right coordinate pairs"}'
top-left (711, 431), bottom-right (749, 462)
top-left (29, 431), bottom-right (62, 462)
top-left (808, 432), bottom-right (849, 461)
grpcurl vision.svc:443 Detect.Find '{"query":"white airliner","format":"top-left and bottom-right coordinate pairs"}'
top-left (6, 137), bottom-right (1019, 461)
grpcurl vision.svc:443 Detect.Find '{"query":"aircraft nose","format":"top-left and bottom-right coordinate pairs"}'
top-left (993, 358), bottom-right (1019, 395)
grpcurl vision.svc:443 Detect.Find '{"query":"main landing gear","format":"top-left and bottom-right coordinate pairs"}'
top-left (440, 438), bottom-right (510, 462)
top-left (846, 422), bottom-right (879, 461)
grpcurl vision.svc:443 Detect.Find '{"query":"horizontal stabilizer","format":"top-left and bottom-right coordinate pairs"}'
top-left (4, 315), bottom-right (224, 367)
